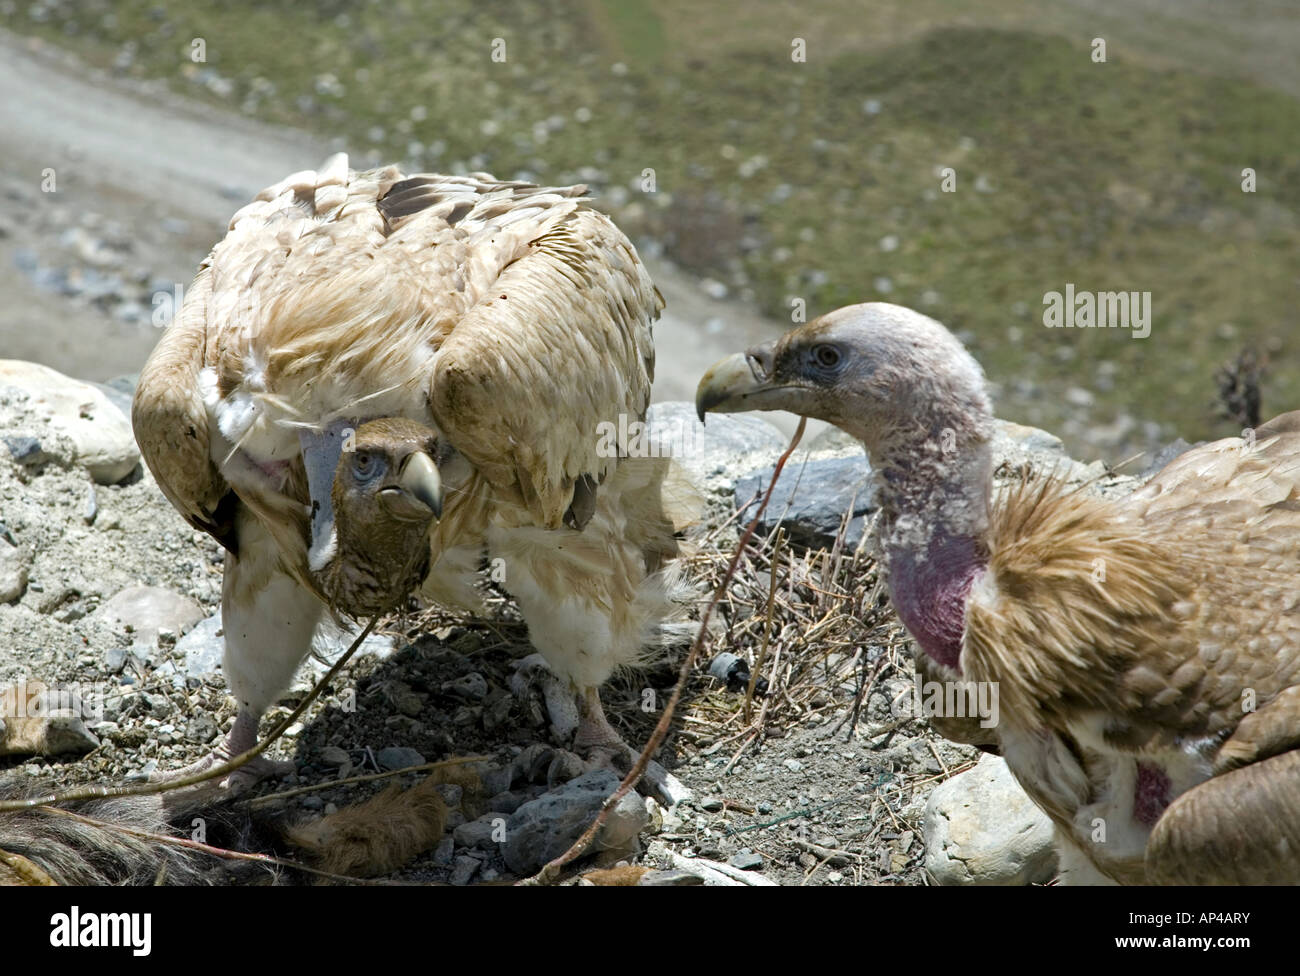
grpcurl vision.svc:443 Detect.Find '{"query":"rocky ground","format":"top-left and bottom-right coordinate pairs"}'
top-left (0, 355), bottom-right (1168, 885)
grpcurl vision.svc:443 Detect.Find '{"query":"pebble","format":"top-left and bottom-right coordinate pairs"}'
top-left (736, 455), bottom-right (874, 551)
top-left (0, 539), bottom-right (30, 603)
top-left (487, 790), bottom-right (527, 814)
top-left (442, 672), bottom-right (488, 701)
top-left (453, 814), bottom-right (504, 851)
top-left (728, 850), bottom-right (764, 871)
top-left (431, 837), bottom-right (455, 867)
top-left (449, 855), bottom-right (480, 886)
top-left (319, 745), bottom-right (351, 765)
top-left (376, 746), bottom-right (426, 770)
top-left (173, 613), bottom-right (224, 677)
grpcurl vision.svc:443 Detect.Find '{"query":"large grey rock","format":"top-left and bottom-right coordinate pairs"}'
top-left (91, 585), bottom-right (205, 647)
top-left (0, 360), bottom-right (140, 483)
top-left (989, 419), bottom-right (1089, 482)
top-left (171, 611), bottom-right (396, 684)
top-left (731, 418), bottom-right (1091, 552)
top-left (735, 454), bottom-right (874, 550)
top-left (646, 401), bottom-right (790, 494)
top-left (174, 612), bottom-right (225, 676)
top-left (923, 754), bottom-right (1058, 885)
top-left (502, 769), bottom-right (649, 875)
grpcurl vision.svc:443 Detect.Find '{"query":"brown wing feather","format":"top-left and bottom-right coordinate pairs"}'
top-left (964, 416), bottom-right (1300, 882)
top-left (131, 265), bottom-right (237, 551)
top-left (1147, 748), bottom-right (1300, 884)
top-left (429, 207), bottom-right (660, 529)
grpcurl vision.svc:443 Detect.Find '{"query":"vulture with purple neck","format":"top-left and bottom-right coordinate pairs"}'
top-left (133, 154), bottom-right (695, 794)
top-left (697, 302), bottom-right (1300, 885)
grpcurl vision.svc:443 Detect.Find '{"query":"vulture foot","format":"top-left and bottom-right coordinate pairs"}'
top-left (572, 687), bottom-right (693, 807)
top-left (152, 710), bottom-right (295, 794)
top-left (152, 751), bottom-right (295, 795)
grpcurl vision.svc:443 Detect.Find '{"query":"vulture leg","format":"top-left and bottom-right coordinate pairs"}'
top-left (487, 518), bottom-right (692, 806)
top-left (1146, 748), bottom-right (1300, 884)
top-left (573, 685), bottom-right (625, 752)
top-left (156, 511), bottom-right (324, 792)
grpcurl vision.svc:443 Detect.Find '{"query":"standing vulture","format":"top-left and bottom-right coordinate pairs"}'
top-left (696, 302), bottom-right (1300, 885)
top-left (133, 154), bottom-right (694, 792)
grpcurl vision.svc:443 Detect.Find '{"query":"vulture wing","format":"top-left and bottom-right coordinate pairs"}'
top-left (965, 414), bottom-right (1300, 882)
top-left (415, 184), bottom-right (662, 529)
top-left (134, 155), bottom-right (663, 574)
top-left (131, 266), bottom-right (236, 550)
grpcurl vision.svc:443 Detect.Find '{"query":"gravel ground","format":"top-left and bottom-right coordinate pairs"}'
top-left (0, 385), bottom-right (978, 885)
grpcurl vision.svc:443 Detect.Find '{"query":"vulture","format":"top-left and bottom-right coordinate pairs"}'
top-left (696, 302), bottom-right (1300, 885)
top-left (133, 154), bottom-right (694, 792)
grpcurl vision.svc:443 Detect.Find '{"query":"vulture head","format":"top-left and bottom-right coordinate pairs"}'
top-left (308, 417), bottom-right (444, 615)
top-left (696, 303), bottom-right (1000, 670)
top-left (696, 303), bottom-right (990, 456)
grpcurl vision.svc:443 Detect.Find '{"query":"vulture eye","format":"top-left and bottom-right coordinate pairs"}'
top-left (812, 344), bottom-right (842, 369)
top-left (352, 452), bottom-right (380, 479)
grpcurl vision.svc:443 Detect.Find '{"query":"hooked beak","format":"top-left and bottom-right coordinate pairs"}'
top-left (380, 450), bottom-right (443, 522)
top-left (696, 341), bottom-right (803, 422)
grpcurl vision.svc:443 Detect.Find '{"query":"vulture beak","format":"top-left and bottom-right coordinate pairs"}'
top-left (696, 341), bottom-right (801, 422)
top-left (380, 451), bottom-right (443, 522)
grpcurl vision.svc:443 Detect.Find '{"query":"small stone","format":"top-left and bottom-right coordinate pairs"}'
top-left (3, 435), bottom-right (46, 465)
top-left (453, 814), bottom-right (504, 851)
top-left (320, 746), bottom-right (351, 765)
top-left (728, 850), bottom-right (764, 871)
top-left (736, 456), bottom-right (874, 551)
top-left (449, 855), bottom-right (480, 886)
top-left (187, 715), bottom-right (218, 745)
top-left (174, 613), bottom-right (224, 677)
top-left (0, 539), bottom-right (30, 603)
top-left (103, 644), bottom-right (127, 675)
top-left (502, 770), bottom-right (649, 876)
top-left (442, 672), bottom-right (488, 701)
top-left (376, 746), bottom-right (426, 770)
top-left (923, 754), bottom-right (1058, 886)
top-left (783, 758), bottom-right (804, 773)
top-left (480, 764), bottom-right (515, 797)
top-left (699, 795), bottom-right (725, 812)
top-left (487, 791), bottom-right (526, 815)
top-left (435, 783), bottom-right (464, 809)
top-left (431, 837), bottom-right (455, 867)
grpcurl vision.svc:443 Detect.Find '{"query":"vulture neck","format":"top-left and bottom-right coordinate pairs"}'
top-left (315, 514), bottom-right (432, 616)
top-left (861, 415), bottom-right (994, 673)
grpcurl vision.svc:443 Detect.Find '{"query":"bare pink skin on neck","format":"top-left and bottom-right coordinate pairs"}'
top-left (887, 533), bottom-right (986, 672)
top-left (1135, 762), bottom-right (1173, 826)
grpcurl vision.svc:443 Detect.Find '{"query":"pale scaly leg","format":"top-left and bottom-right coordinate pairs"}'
top-left (154, 511), bottom-right (324, 793)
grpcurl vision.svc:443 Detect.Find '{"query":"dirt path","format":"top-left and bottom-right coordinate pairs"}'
top-left (0, 30), bottom-right (795, 422)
